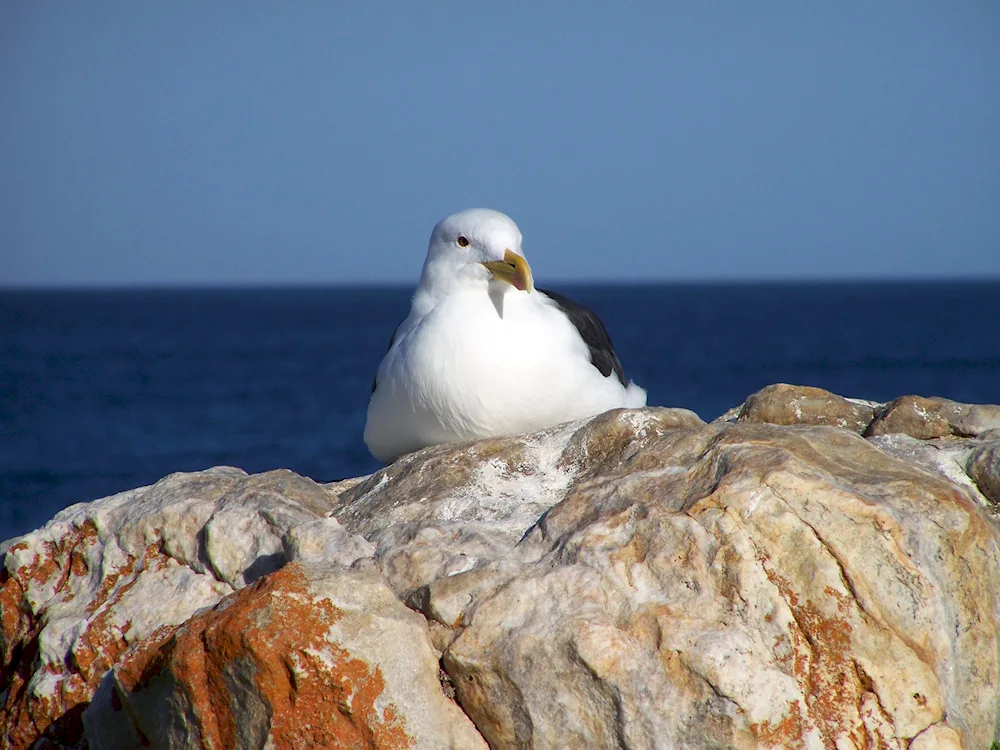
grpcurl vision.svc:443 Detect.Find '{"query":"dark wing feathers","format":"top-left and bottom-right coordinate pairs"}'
top-left (538, 288), bottom-right (627, 386)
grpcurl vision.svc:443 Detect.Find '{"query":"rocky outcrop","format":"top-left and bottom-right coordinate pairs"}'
top-left (735, 383), bottom-right (876, 433)
top-left (85, 562), bottom-right (485, 750)
top-left (866, 394), bottom-right (1000, 440)
top-left (2, 385), bottom-right (999, 749)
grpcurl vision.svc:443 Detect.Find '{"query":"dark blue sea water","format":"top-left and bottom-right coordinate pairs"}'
top-left (2, 283), bottom-right (999, 542)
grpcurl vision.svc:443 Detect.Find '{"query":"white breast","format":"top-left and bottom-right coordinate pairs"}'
top-left (364, 288), bottom-right (645, 463)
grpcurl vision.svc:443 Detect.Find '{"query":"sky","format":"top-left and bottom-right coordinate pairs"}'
top-left (1, 2), bottom-right (998, 286)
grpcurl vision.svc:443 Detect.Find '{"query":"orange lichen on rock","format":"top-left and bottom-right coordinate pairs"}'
top-left (0, 527), bottom-right (168, 750)
top-left (753, 565), bottom-right (897, 749)
top-left (113, 563), bottom-right (415, 749)
top-left (69, 550), bottom-right (147, 684)
top-left (1, 523), bottom-right (101, 748)
top-left (751, 699), bottom-right (809, 748)
top-left (0, 565), bottom-right (28, 663)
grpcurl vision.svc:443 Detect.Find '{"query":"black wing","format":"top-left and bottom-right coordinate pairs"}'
top-left (538, 288), bottom-right (627, 386)
top-left (371, 322), bottom-right (402, 394)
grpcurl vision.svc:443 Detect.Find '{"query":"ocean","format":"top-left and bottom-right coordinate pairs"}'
top-left (2, 282), bottom-right (999, 542)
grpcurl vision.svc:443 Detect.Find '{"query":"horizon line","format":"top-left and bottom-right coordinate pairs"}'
top-left (2, 274), bottom-right (1000, 293)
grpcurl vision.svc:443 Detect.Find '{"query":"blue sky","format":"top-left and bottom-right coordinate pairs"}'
top-left (1, 2), bottom-right (998, 286)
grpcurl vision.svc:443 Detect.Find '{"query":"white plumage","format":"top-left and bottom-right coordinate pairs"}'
top-left (364, 208), bottom-right (646, 463)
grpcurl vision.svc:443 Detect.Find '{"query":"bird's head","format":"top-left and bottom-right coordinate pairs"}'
top-left (420, 208), bottom-right (533, 295)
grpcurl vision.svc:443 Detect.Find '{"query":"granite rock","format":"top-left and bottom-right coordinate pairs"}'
top-left (867, 394), bottom-right (1000, 439)
top-left (735, 383), bottom-right (875, 434)
top-left (967, 441), bottom-right (1000, 512)
top-left (83, 563), bottom-right (486, 749)
top-left (0, 468), bottom-right (368, 749)
top-left (2, 390), bottom-right (999, 750)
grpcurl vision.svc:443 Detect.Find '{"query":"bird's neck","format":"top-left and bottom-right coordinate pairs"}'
top-left (413, 262), bottom-right (491, 313)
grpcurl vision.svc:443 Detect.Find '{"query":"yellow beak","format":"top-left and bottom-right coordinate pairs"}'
top-left (481, 249), bottom-right (533, 293)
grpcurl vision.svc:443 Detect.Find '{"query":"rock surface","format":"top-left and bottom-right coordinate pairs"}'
top-left (735, 383), bottom-right (875, 433)
top-left (866, 394), bottom-right (1000, 439)
top-left (84, 563), bottom-right (486, 750)
top-left (2, 385), bottom-right (999, 750)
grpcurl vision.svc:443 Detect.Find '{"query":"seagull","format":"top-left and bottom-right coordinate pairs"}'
top-left (364, 208), bottom-right (647, 463)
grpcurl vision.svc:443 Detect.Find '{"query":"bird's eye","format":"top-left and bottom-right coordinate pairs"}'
top-left (457, 236), bottom-right (470, 248)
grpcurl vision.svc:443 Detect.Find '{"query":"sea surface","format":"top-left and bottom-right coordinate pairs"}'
top-left (2, 282), bottom-right (999, 542)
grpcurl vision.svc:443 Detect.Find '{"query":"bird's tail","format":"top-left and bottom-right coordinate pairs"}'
top-left (624, 382), bottom-right (648, 408)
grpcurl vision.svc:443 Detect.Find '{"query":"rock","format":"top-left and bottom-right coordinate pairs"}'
top-left (334, 407), bottom-right (705, 597)
top-left (865, 432), bottom-right (998, 514)
top-left (429, 423), bottom-right (1000, 749)
top-left (967, 440), bottom-right (1000, 511)
top-left (736, 383), bottom-right (876, 433)
top-left (3, 390), bottom-right (1000, 750)
top-left (908, 722), bottom-right (966, 750)
top-left (0, 468), bottom-right (364, 749)
top-left (866, 394), bottom-right (1000, 439)
top-left (84, 563), bottom-right (486, 750)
